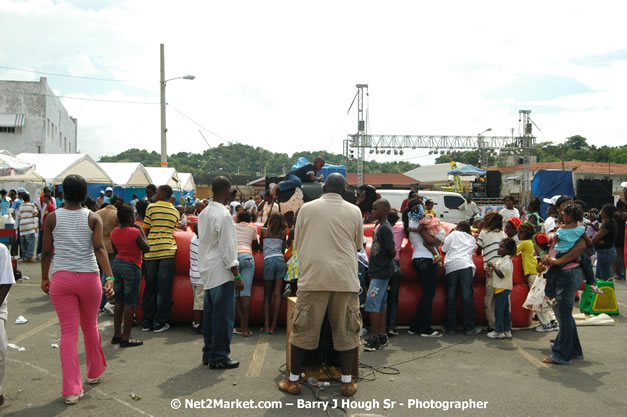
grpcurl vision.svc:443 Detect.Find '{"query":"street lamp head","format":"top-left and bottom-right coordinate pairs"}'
top-left (183, 75), bottom-right (196, 80)
top-left (486, 128), bottom-right (492, 132)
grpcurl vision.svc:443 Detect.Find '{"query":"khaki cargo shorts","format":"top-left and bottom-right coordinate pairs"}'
top-left (289, 291), bottom-right (362, 351)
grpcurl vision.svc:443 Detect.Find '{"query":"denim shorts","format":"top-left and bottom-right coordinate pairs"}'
top-left (113, 258), bottom-right (142, 306)
top-left (264, 256), bottom-right (287, 281)
top-left (365, 275), bottom-right (391, 313)
top-left (237, 252), bottom-right (255, 297)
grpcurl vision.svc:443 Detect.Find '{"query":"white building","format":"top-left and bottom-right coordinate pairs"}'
top-left (0, 77), bottom-right (77, 155)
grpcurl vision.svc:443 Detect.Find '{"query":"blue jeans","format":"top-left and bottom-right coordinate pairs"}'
top-left (494, 290), bottom-right (511, 333)
top-left (444, 267), bottom-right (476, 332)
top-left (409, 258), bottom-right (439, 334)
top-left (278, 174), bottom-right (302, 192)
top-left (141, 257), bottom-right (175, 329)
top-left (113, 258), bottom-right (142, 306)
top-left (19, 233), bottom-right (36, 258)
top-left (551, 267), bottom-right (584, 364)
top-left (386, 260), bottom-right (402, 331)
top-left (237, 253), bottom-right (255, 297)
top-left (202, 281), bottom-right (235, 364)
top-left (595, 247), bottom-right (616, 280)
top-left (365, 275), bottom-right (390, 313)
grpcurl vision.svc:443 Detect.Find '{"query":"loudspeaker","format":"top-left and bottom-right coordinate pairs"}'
top-left (486, 170), bottom-right (501, 198)
top-left (576, 179), bottom-right (613, 210)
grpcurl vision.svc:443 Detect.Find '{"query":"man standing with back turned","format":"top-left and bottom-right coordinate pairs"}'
top-left (278, 173), bottom-right (363, 396)
top-left (197, 177), bottom-right (244, 369)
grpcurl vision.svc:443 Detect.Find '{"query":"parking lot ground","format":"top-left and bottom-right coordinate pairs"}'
top-left (2, 261), bottom-right (627, 417)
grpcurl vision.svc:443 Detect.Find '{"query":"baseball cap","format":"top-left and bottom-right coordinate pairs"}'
top-left (17, 187), bottom-right (26, 193)
top-left (105, 186), bottom-right (113, 192)
top-left (534, 233), bottom-right (550, 247)
top-left (99, 190), bottom-right (104, 195)
top-left (542, 195), bottom-right (561, 205)
top-left (621, 181), bottom-right (627, 189)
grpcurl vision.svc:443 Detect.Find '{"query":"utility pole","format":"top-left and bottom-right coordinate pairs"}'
top-left (355, 84), bottom-right (368, 187)
top-left (160, 43), bottom-right (167, 167)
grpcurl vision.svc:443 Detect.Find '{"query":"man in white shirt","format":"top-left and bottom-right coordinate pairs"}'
top-left (197, 177), bottom-right (243, 369)
top-left (0, 243), bottom-right (16, 406)
top-left (459, 195), bottom-right (480, 222)
top-left (441, 221), bottom-right (481, 336)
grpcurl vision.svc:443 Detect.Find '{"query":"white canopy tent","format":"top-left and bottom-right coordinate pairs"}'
top-left (17, 153), bottom-right (112, 185)
top-left (177, 173), bottom-right (196, 192)
top-left (98, 162), bottom-right (153, 187)
top-left (144, 167), bottom-right (180, 191)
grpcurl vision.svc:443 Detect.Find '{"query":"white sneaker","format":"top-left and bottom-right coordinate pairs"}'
top-left (64, 390), bottom-right (84, 404)
top-left (86, 376), bottom-right (100, 384)
top-left (154, 323), bottom-right (170, 333)
top-left (504, 331), bottom-right (512, 339)
top-left (487, 331), bottom-right (505, 339)
top-left (534, 323), bottom-right (553, 332)
top-left (103, 302), bottom-right (115, 315)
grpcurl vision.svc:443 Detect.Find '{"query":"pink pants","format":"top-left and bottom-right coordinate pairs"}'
top-left (49, 271), bottom-right (107, 396)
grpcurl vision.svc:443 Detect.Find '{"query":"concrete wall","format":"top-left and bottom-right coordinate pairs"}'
top-left (0, 77), bottom-right (76, 154)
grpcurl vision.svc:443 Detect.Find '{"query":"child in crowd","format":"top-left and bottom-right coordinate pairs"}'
top-left (585, 209), bottom-right (600, 240)
top-left (418, 214), bottom-right (446, 264)
top-left (260, 213), bottom-right (288, 335)
top-left (477, 212), bottom-right (506, 331)
top-left (189, 224), bottom-right (203, 334)
top-left (486, 238), bottom-right (517, 339)
top-left (543, 204), bottom-right (587, 298)
top-left (504, 217), bottom-right (522, 244)
top-left (387, 210), bottom-right (404, 337)
top-left (110, 203), bottom-right (150, 347)
top-left (234, 210), bottom-right (259, 337)
top-left (424, 199), bottom-right (436, 216)
top-left (526, 233), bottom-right (559, 331)
top-left (364, 199), bottom-right (396, 352)
top-left (499, 195), bottom-right (520, 224)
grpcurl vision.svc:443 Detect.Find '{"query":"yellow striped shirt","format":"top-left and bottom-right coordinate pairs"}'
top-left (144, 201), bottom-right (180, 260)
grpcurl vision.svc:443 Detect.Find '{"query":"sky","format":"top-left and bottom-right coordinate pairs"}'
top-left (1, 0), bottom-right (626, 167)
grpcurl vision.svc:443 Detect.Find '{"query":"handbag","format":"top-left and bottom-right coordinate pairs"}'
top-left (523, 275), bottom-right (554, 312)
top-left (284, 250), bottom-right (300, 282)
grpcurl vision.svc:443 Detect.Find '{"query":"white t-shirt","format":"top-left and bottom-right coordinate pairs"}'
top-left (442, 230), bottom-right (477, 275)
top-left (409, 219), bottom-right (434, 259)
top-left (499, 207), bottom-right (520, 224)
top-left (0, 244), bottom-right (16, 320)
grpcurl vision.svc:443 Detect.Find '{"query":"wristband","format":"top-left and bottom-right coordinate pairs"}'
top-left (234, 274), bottom-right (241, 280)
top-left (538, 251), bottom-right (546, 257)
top-left (106, 276), bottom-right (115, 281)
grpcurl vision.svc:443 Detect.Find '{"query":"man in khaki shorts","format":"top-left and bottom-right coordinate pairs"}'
top-left (278, 173), bottom-right (363, 397)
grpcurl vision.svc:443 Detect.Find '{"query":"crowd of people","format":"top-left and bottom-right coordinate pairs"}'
top-left (0, 170), bottom-right (625, 405)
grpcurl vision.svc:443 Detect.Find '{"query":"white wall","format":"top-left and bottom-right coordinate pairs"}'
top-left (0, 77), bottom-right (77, 154)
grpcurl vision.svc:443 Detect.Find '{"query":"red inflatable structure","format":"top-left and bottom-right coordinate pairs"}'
top-left (136, 223), bottom-right (533, 328)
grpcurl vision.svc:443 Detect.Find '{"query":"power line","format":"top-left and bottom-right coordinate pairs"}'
top-left (167, 103), bottom-right (232, 144)
top-left (0, 64), bottom-right (148, 83)
top-left (0, 88), bottom-right (159, 105)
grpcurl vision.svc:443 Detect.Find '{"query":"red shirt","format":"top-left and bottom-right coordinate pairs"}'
top-left (43, 203), bottom-right (55, 226)
top-left (110, 226), bottom-right (142, 267)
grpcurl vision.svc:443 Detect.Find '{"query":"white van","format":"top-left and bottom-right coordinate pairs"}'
top-left (377, 189), bottom-right (468, 224)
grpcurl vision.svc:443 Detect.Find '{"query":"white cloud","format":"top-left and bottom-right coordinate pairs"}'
top-left (1, 0), bottom-right (626, 167)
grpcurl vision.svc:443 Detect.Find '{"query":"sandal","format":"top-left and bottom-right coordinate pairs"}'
top-left (233, 328), bottom-right (243, 335)
top-left (542, 356), bottom-right (559, 364)
top-left (261, 328), bottom-right (272, 335)
top-left (120, 339), bottom-right (143, 348)
top-left (242, 330), bottom-right (253, 337)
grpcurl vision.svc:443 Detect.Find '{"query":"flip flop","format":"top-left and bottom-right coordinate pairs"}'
top-left (233, 328), bottom-right (243, 335)
top-left (542, 356), bottom-right (559, 364)
top-left (242, 330), bottom-right (253, 337)
top-left (261, 328), bottom-right (272, 335)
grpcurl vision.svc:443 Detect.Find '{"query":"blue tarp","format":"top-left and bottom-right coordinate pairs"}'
top-left (531, 170), bottom-right (575, 218)
top-left (289, 157), bottom-right (346, 180)
top-left (447, 165), bottom-right (487, 176)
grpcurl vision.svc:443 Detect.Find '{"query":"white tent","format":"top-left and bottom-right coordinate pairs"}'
top-left (177, 173), bottom-right (196, 192)
top-left (144, 167), bottom-right (180, 190)
top-left (404, 163), bottom-right (476, 184)
top-left (17, 153), bottom-right (112, 185)
top-left (98, 162), bottom-right (153, 187)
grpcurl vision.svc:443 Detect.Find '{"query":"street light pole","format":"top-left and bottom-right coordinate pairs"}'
top-left (160, 43), bottom-right (167, 166)
top-left (160, 43), bottom-right (195, 167)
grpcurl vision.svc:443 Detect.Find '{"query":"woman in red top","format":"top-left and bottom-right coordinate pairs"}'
top-left (110, 203), bottom-right (149, 347)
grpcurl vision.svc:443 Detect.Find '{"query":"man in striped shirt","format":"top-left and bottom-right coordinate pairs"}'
top-left (18, 193), bottom-right (39, 262)
top-left (141, 185), bottom-right (180, 333)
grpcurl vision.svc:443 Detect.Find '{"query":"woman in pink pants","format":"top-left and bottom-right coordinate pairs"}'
top-left (41, 175), bottom-right (115, 404)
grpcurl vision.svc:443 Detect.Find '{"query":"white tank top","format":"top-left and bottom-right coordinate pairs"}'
top-left (52, 208), bottom-right (99, 274)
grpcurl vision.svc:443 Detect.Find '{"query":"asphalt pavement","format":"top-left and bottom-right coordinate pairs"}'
top-left (2, 261), bottom-right (627, 417)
